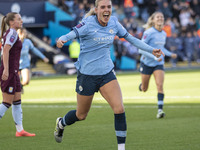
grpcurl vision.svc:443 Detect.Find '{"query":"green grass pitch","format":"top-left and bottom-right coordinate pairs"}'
top-left (0, 70), bottom-right (200, 150)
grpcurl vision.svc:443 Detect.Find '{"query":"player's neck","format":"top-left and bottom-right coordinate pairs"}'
top-left (10, 27), bottom-right (17, 32)
top-left (97, 18), bottom-right (107, 27)
top-left (154, 25), bottom-right (162, 32)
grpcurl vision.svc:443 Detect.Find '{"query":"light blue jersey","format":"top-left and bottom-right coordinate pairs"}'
top-left (19, 39), bottom-right (46, 70)
top-left (139, 27), bottom-right (172, 67)
top-left (59, 15), bottom-right (155, 75)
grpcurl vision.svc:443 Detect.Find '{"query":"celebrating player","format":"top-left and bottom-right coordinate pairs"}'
top-left (138, 12), bottom-right (177, 118)
top-left (54, 1), bottom-right (164, 150)
top-left (0, 12), bottom-right (35, 137)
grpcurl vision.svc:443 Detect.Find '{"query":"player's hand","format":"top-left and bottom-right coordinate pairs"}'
top-left (157, 57), bottom-right (162, 62)
top-left (155, 57), bottom-right (162, 62)
top-left (152, 49), bottom-right (165, 58)
top-left (154, 57), bottom-right (162, 62)
top-left (43, 57), bottom-right (49, 63)
top-left (171, 53), bottom-right (177, 59)
top-left (2, 69), bottom-right (9, 81)
top-left (56, 40), bottom-right (67, 48)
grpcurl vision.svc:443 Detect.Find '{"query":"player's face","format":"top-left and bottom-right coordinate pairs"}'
top-left (95, 0), bottom-right (112, 26)
top-left (11, 14), bottom-right (23, 30)
top-left (153, 13), bottom-right (164, 27)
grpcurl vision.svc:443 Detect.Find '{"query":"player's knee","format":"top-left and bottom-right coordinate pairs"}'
top-left (2, 102), bottom-right (11, 109)
top-left (22, 79), bottom-right (29, 85)
top-left (113, 106), bottom-right (124, 114)
top-left (142, 87), bottom-right (148, 92)
top-left (22, 82), bottom-right (28, 86)
top-left (25, 81), bottom-right (29, 85)
top-left (143, 89), bottom-right (147, 92)
top-left (77, 113), bottom-right (87, 121)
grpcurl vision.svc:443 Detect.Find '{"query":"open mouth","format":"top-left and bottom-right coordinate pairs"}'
top-left (103, 14), bottom-right (110, 19)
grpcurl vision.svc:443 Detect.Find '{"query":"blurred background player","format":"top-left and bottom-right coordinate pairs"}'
top-left (54, 0), bottom-right (164, 150)
top-left (138, 12), bottom-right (177, 119)
top-left (0, 12), bottom-right (35, 137)
top-left (68, 39), bottom-right (80, 62)
top-left (17, 28), bottom-right (49, 93)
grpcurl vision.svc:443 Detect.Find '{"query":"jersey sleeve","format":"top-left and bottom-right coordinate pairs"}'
top-left (73, 20), bottom-right (88, 38)
top-left (139, 49), bottom-right (156, 59)
top-left (58, 30), bottom-right (77, 42)
top-left (125, 34), bottom-right (154, 53)
top-left (162, 47), bottom-right (172, 57)
top-left (5, 29), bottom-right (18, 47)
top-left (27, 39), bottom-right (34, 50)
top-left (141, 31), bottom-right (150, 43)
top-left (29, 39), bottom-right (46, 59)
top-left (115, 19), bottom-right (128, 38)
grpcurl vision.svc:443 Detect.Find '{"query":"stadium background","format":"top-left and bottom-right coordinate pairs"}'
top-left (0, 0), bottom-right (200, 75)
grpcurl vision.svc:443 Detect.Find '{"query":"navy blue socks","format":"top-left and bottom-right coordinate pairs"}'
top-left (115, 112), bottom-right (127, 144)
top-left (158, 93), bottom-right (164, 110)
top-left (61, 110), bottom-right (79, 126)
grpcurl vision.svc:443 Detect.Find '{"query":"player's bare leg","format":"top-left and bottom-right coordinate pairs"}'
top-left (100, 80), bottom-right (126, 150)
top-left (153, 70), bottom-right (165, 118)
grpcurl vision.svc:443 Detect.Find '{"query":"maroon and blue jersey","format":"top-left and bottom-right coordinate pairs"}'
top-left (0, 28), bottom-right (22, 94)
top-left (0, 28), bottom-right (22, 74)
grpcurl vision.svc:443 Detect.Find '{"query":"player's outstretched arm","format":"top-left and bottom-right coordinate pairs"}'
top-left (57, 30), bottom-right (77, 48)
top-left (56, 40), bottom-right (67, 48)
top-left (171, 53), bottom-right (177, 59)
top-left (152, 49), bottom-right (165, 58)
top-left (139, 49), bottom-right (162, 61)
top-left (125, 33), bottom-right (157, 53)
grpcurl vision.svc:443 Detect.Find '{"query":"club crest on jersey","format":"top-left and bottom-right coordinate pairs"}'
top-left (9, 87), bottom-right (13, 93)
top-left (109, 29), bottom-right (114, 34)
top-left (10, 35), bottom-right (15, 43)
top-left (76, 22), bottom-right (85, 28)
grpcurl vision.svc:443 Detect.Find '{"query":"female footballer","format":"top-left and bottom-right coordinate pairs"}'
top-left (54, 0), bottom-right (164, 149)
top-left (0, 12), bottom-right (35, 137)
top-left (138, 12), bottom-right (177, 118)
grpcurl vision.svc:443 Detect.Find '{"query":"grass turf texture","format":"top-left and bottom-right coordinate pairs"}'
top-left (0, 70), bottom-right (200, 150)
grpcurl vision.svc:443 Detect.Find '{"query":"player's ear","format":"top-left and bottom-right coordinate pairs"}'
top-left (94, 7), bottom-right (97, 14)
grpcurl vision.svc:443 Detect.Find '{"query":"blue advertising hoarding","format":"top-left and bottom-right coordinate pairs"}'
top-left (0, 1), bottom-right (46, 27)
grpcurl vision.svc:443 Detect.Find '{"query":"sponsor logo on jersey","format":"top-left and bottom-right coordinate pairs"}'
top-left (9, 87), bottom-right (14, 93)
top-left (93, 36), bottom-right (114, 44)
top-left (76, 22), bottom-right (85, 28)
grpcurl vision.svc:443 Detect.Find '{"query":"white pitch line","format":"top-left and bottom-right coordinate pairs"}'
top-left (23, 96), bottom-right (200, 102)
top-left (22, 105), bottom-right (200, 109)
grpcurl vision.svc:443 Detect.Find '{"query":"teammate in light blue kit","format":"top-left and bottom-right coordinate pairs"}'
top-left (18, 28), bottom-right (49, 91)
top-left (138, 12), bottom-right (177, 119)
top-left (54, 1), bottom-right (164, 149)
